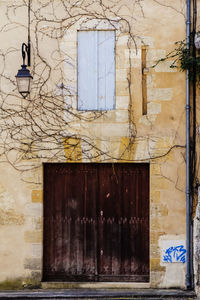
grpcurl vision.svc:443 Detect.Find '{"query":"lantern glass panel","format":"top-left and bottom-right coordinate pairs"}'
top-left (16, 76), bottom-right (32, 98)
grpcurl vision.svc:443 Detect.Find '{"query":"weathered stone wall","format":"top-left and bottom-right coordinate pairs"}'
top-left (194, 187), bottom-right (200, 295)
top-left (0, 0), bottom-right (189, 289)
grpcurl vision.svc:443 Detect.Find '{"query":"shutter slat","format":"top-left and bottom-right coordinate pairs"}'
top-left (98, 31), bottom-right (115, 110)
top-left (78, 31), bottom-right (98, 110)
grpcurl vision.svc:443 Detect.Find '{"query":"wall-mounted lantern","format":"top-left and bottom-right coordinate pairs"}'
top-left (16, 43), bottom-right (32, 99)
top-left (15, 0), bottom-right (32, 99)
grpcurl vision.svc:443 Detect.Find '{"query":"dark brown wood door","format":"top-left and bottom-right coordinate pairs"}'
top-left (43, 163), bottom-right (149, 282)
top-left (98, 164), bottom-right (149, 282)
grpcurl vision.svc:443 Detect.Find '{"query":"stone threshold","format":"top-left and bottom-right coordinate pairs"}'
top-left (0, 288), bottom-right (196, 299)
top-left (42, 281), bottom-right (151, 289)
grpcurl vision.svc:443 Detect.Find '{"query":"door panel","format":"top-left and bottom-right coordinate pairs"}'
top-left (43, 163), bottom-right (149, 282)
top-left (43, 164), bottom-right (97, 281)
top-left (98, 164), bottom-right (149, 282)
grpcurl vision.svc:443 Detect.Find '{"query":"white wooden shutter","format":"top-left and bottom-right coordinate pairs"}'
top-left (78, 30), bottom-right (115, 110)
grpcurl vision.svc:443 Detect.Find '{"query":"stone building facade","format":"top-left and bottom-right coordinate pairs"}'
top-left (0, 0), bottom-right (199, 292)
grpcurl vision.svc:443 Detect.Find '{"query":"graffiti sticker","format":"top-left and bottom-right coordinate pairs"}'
top-left (163, 245), bottom-right (186, 263)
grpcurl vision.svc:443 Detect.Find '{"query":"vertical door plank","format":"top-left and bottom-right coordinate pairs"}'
top-left (54, 170), bottom-right (65, 274)
top-left (82, 164), bottom-right (97, 276)
top-left (98, 164), bottom-right (123, 276)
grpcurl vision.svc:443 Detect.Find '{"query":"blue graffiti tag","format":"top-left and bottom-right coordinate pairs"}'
top-left (163, 245), bottom-right (186, 263)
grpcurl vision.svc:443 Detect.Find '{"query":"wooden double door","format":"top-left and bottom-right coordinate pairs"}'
top-left (43, 163), bottom-right (149, 282)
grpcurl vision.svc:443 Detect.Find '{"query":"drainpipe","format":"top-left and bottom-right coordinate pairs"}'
top-left (186, 0), bottom-right (193, 290)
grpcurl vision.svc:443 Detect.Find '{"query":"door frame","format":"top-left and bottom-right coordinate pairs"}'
top-left (42, 163), bottom-right (150, 282)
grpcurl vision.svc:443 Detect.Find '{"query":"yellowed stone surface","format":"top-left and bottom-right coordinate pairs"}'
top-left (0, 0), bottom-right (194, 289)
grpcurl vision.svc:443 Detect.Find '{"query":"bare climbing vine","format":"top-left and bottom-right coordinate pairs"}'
top-left (0, 0), bottom-right (189, 178)
top-left (0, 0), bottom-right (141, 170)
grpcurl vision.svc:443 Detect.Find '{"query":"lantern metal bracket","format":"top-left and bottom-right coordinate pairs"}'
top-left (15, 0), bottom-right (32, 99)
top-left (22, 42), bottom-right (31, 67)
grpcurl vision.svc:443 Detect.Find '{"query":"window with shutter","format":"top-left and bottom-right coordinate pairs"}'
top-left (78, 30), bottom-right (115, 111)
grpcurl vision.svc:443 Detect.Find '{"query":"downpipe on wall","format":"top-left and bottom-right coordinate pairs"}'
top-left (186, 0), bottom-right (194, 290)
